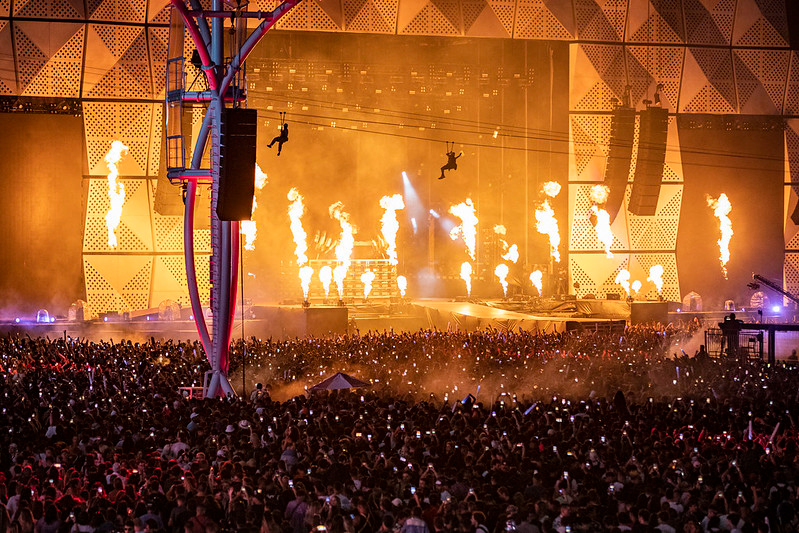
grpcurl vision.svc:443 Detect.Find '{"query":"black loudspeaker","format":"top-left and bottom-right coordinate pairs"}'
top-left (217, 107), bottom-right (257, 221)
top-left (628, 107), bottom-right (669, 216)
top-left (603, 107), bottom-right (636, 223)
top-left (791, 193), bottom-right (799, 226)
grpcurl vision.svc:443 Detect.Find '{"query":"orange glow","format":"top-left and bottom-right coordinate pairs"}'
top-left (104, 140), bottom-right (129, 248)
top-left (542, 181), bottom-right (562, 198)
top-left (589, 184), bottom-right (609, 204)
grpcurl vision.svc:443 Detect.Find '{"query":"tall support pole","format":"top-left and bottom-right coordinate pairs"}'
top-left (170, 0), bottom-right (301, 398)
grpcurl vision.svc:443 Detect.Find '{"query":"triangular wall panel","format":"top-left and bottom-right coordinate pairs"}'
top-left (0, 22), bottom-right (16, 94)
top-left (733, 0), bottom-right (788, 47)
top-left (514, 0), bottom-right (573, 40)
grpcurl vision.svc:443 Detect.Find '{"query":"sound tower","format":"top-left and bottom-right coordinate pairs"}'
top-left (628, 107), bottom-right (669, 216)
top-left (603, 107), bottom-right (636, 223)
top-left (217, 107), bottom-right (258, 221)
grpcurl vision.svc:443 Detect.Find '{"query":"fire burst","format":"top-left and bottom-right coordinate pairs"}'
top-left (460, 262), bottom-right (473, 297)
top-left (319, 266), bottom-right (333, 299)
top-left (396, 275), bottom-right (407, 297)
top-left (591, 205), bottom-right (614, 258)
top-left (542, 181), bottom-right (562, 198)
top-left (535, 200), bottom-right (561, 263)
top-left (241, 164), bottom-right (268, 251)
top-left (647, 264), bottom-right (664, 295)
top-left (104, 140), bottom-right (129, 248)
top-left (449, 198), bottom-right (478, 260)
top-left (299, 265), bottom-right (314, 301)
top-left (494, 225), bottom-right (519, 263)
top-left (494, 264), bottom-right (509, 298)
top-left (379, 194), bottom-right (404, 265)
top-left (360, 270), bottom-right (375, 300)
top-left (614, 269), bottom-right (631, 296)
top-left (287, 188), bottom-right (309, 266)
top-left (589, 184), bottom-right (609, 204)
top-left (530, 270), bottom-right (543, 296)
top-left (330, 202), bottom-right (354, 300)
top-left (707, 193), bottom-right (733, 279)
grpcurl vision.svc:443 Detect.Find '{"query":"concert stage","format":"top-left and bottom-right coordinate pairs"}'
top-left (0, 298), bottom-right (640, 341)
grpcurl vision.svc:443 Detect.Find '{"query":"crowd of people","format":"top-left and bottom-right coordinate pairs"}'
top-left (1, 324), bottom-right (799, 533)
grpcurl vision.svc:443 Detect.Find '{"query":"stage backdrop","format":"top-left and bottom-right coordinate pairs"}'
top-left (677, 116), bottom-right (784, 310)
top-left (0, 113), bottom-right (84, 317)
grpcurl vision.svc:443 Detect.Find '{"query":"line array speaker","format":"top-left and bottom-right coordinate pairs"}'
top-left (628, 107), bottom-right (669, 216)
top-left (603, 107), bottom-right (636, 223)
top-left (217, 107), bottom-right (258, 221)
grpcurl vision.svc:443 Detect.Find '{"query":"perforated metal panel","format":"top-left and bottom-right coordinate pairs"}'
top-left (83, 255), bottom-right (153, 313)
top-left (684, 0), bottom-right (735, 46)
top-left (0, 21), bottom-right (12, 94)
top-left (148, 0), bottom-right (171, 24)
top-left (626, 184), bottom-right (682, 251)
top-left (275, 0), bottom-right (343, 31)
top-left (514, 0), bottom-right (573, 40)
top-left (13, 0), bottom-right (84, 19)
top-left (83, 178), bottom-right (154, 252)
top-left (84, 24), bottom-right (150, 99)
top-left (571, 44), bottom-right (626, 111)
top-left (88, 0), bottom-right (145, 23)
top-left (569, 113), bottom-right (612, 181)
top-left (627, 0), bottom-right (683, 43)
top-left (15, 21), bottom-right (84, 97)
top-left (784, 254), bottom-right (799, 305)
top-left (83, 102), bottom-right (154, 175)
top-left (785, 52), bottom-right (799, 116)
top-left (628, 252), bottom-right (679, 301)
top-left (344, 0), bottom-right (398, 33)
top-left (784, 185), bottom-right (799, 250)
top-left (680, 47), bottom-right (736, 113)
top-left (574, 0), bottom-right (627, 42)
top-left (0, 0), bottom-right (10, 17)
top-left (400, 0), bottom-right (461, 35)
top-left (663, 116), bottom-right (683, 183)
top-left (152, 254), bottom-right (211, 309)
top-left (626, 45), bottom-right (683, 111)
top-left (569, 253), bottom-right (629, 299)
top-left (734, 49), bottom-right (789, 115)
top-left (733, 0), bottom-right (788, 47)
top-left (568, 183), bottom-right (629, 252)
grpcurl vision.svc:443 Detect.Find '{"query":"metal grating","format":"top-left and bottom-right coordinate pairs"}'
top-left (785, 254), bottom-right (799, 303)
top-left (570, 114), bottom-right (612, 180)
top-left (626, 185), bottom-right (682, 251)
top-left (83, 102), bottom-right (154, 175)
top-left (88, 0), bottom-right (146, 23)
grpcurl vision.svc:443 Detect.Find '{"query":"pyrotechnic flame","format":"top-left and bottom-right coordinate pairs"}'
top-left (591, 205), bottom-right (614, 258)
top-left (104, 140), bottom-right (129, 248)
top-left (360, 270), bottom-right (376, 300)
top-left (614, 269), bottom-right (631, 296)
top-left (396, 275), bottom-right (407, 298)
top-left (647, 264), bottom-right (664, 294)
top-left (299, 265), bottom-right (314, 301)
top-left (530, 270), bottom-right (543, 296)
top-left (494, 264), bottom-right (509, 298)
top-left (241, 164), bottom-right (268, 251)
top-left (590, 184), bottom-right (610, 204)
top-left (707, 193), bottom-right (733, 279)
top-left (287, 188), bottom-right (309, 266)
top-left (535, 199), bottom-right (561, 263)
top-left (502, 244), bottom-right (519, 264)
top-left (460, 262), bottom-right (473, 297)
top-left (542, 181), bottom-right (562, 198)
top-left (631, 280), bottom-right (642, 295)
top-left (449, 198), bottom-right (478, 260)
top-left (330, 202), bottom-right (355, 299)
top-left (493, 224), bottom-right (507, 235)
top-left (319, 266), bottom-right (333, 299)
top-left (379, 194), bottom-right (404, 265)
